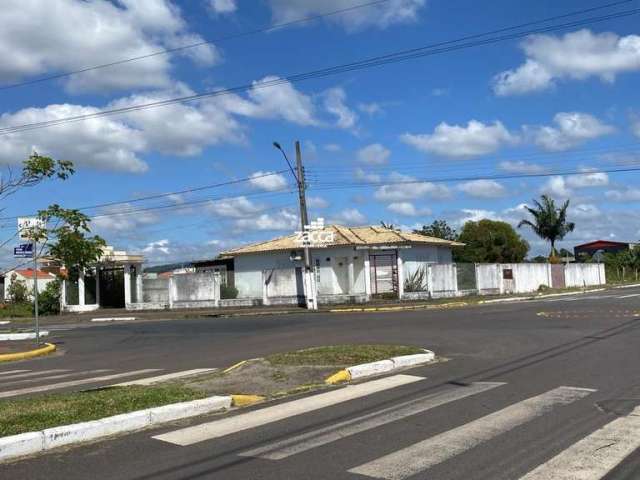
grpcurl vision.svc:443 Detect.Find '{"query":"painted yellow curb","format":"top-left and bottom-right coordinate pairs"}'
top-left (231, 394), bottom-right (266, 407)
top-left (223, 359), bottom-right (248, 374)
top-left (0, 342), bottom-right (56, 363)
top-left (325, 369), bottom-right (351, 385)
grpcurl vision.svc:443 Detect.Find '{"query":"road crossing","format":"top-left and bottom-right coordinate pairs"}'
top-left (0, 367), bottom-right (217, 399)
top-left (152, 376), bottom-right (640, 479)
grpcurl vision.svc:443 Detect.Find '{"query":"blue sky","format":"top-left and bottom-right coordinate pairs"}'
top-left (0, 0), bottom-right (639, 266)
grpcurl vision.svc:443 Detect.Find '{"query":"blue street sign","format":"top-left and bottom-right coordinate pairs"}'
top-left (13, 243), bottom-right (33, 258)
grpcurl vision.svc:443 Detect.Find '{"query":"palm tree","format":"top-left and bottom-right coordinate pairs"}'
top-left (518, 195), bottom-right (575, 257)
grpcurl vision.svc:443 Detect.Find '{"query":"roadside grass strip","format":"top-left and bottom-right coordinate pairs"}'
top-left (266, 345), bottom-right (425, 367)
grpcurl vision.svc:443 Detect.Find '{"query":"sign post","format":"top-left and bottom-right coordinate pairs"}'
top-left (17, 217), bottom-right (46, 345)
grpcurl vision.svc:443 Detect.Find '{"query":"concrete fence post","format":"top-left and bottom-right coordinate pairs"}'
top-left (262, 270), bottom-right (269, 306)
top-left (168, 275), bottom-right (175, 309)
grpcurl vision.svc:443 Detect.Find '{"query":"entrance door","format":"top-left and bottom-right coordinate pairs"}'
top-left (370, 252), bottom-right (398, 295)
top-left (99, 267), bottom-right (125, 308)
top-left (551, 264), bottom-right (566, 288)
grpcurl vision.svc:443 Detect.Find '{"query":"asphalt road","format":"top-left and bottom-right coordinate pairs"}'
top-left (2, 287), bottom-right (640, 479)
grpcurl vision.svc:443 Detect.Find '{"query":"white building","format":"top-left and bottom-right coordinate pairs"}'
top-left (3, 269), bottom-right (57, 301)
top-left (221, 225), bottom-right (463, 305)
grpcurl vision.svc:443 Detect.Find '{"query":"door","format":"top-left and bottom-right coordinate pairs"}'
top-left (370, 252), bottom-right (398, 295)
top-left (551, 264), bottom-right (566, 288)
top-left (99, 267), bottom-right (125, 308)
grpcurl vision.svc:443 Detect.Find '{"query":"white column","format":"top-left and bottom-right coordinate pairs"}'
top-left (364, 250), bottom-right (371, 296)
top-left (262, 270), bottom-right (269, 306)
top-left (95, 268), bottom-right (101, 307)
top-left (135, 263), bottom-right (143, 304)
top-left (123, 264), bottom-right (132, 305)
top-left (78, 269), bottom-right (86, 307)
top-left (397, 250), bottom-right (404, 299)
top-left (347, 256), bottom-right (355, 295)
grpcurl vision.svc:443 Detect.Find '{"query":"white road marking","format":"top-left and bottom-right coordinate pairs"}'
top-left (0, 369), bottom-right (30, 376)
top-left (0, 369), bottom-right (162, 399)
top-left (154, 374), bottom-right (425, 446)
top-left (0, 369), bottom-right (111, 387)
top-left (113, 368), bottom-right (217, 386)
top-left (0, 369), bottom-right (69, 380)
top-left (616, 293), bottom-right (640, 299)
top-left (349, 386), bottom-right (595, 480)
top-left (520, 405), bottom-right (640, 479)
top-left (240, 382), bottom-right (505, 460)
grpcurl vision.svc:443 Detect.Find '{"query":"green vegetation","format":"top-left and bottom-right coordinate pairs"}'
top-left (518, 195), bottom-right (575, 259)
top-left (455, 219), bottom-right (529, 263)
top-left (39, 280), bottom-right (62, 316)
top-left (414, 220), bottom-right (458, 241)
top-left (267, 344), bottom-right (425, 366)
top-left (7, 275), bottom-right (30, 304)
top-left (0, 385), bottom-right (205, 437)
top-left (404, 266), bottom-right (428, 292)
top-left (220, 284), bottom-right (239, 299)
top-left (0, 302), bottom-right (33, 318)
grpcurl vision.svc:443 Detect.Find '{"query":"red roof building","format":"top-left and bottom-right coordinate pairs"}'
top-left (573, 240), bottom-right (633, 259)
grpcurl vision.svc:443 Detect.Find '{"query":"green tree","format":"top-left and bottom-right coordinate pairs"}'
top-left (380, 221), bottom-right (396, 230)
top-left (1, 152), bottom-right (73, 201)
top-left (7, 274), bottom-right (30, 304)
top-left (414, 220), bottom-right (458, 241)
top-left (456, 219), bottom-right (529, 263)
top-left (38, 279), bottom-right (62, 315)
top-left (518, 195), bottom-right (575, 258)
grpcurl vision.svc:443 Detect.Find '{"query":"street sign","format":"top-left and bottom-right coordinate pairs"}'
top-left (17, 217), bottom-right (45, 241)
top-left (13, 243), bottom-right (34, 258)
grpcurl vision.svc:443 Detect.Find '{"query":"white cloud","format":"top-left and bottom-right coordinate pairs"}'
top-left (143, 239), bottom-right (171, 255)
top-left (0, 0), bottom-right (219, 92)
top-left (631, 115), bottom-right (640, 138)
top-left (566, 170), bottom-right (609, 188)
top-left (498, 160), bottom-right (546, 174)
top-left (332, 208), bottom-right (366, 225)
top-left (267, 0), bottom-right (425, 31)
top-left (605, 187), bottom-right (640, 201)
top-left (401, 120), bottom-right (516, 158)
top-left (249, 171), bottom-right (289, 192)
top-left (323, 87), bottom-right (357, 129)
top-left (541, 176), bottom-right (571, 198)
top-left (374, 172), bottom-right (451, 201)
top-left (387, 202), bottom-right (431, 217)
top-left (209, 0), bottom-right (237, 14)
top-left (357, 143), bottom-right (390, 165)
top-left (527, 112), bottom-right (614, 151)
top-left (354, 167), bottom-right (381, 183)
top-left (493, 29), bottom-right (640, 95)
top-left (234, 209), bottom-right (298, 232)
top-left (93, 204), bottom-right (159, 232)
top-left (324, 143), bottom-right (342, 152)
top-left (453, 208), bottom-right (499, 226)
top-left (570, 203), bottom-right (601, 220)
top-left (307, 196), bottom-right (329, 208)
top-left (207, 196), bottom-right (264, 218)
top-left (358, 102), bottom-right (383, 115)
top-left (457, 179), bottom-right (507, 198)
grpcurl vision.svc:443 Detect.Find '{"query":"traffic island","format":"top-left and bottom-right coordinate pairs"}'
top-left (0, 342), bottom-right (56, 363)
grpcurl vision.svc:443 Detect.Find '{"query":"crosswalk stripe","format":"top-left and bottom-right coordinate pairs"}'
top-left (0, 369), bottom-right (162, 399)
top-left (112, 368), bottom-right (217, 386)
top-left (519, 405), bottom-right (640, 479)
top-left (240, 381), bottom-right (506, 460)
top-left (0, 369), bottom-right (30, 376)
top-left (0, 369), bottom-right (69, 380)
top-left (153, 374), bottom-right (425, 446)
top-left (349, 386), bottom-right (595, 480)
top-left (0, 369), bottom-right (112, 388)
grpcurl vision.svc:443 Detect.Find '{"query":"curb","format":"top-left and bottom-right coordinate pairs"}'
top-left (329, 302), bottom-right (467, 313)
top-left (0, 395), bottom-right (232, 463)
top-left (91, 317), bottom-right (137, 323)
top-left (0, 343), bottom-right (56, 363)
top-left (325, 349), bottom-right (435, 385)
top-left (0, 331), bottom-right (49, 341)
top-left (231, 394), bottom-right (266, 407)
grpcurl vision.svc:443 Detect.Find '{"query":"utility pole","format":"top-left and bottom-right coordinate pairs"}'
top-left (33, 238), bottom-right (39, 345)
top-left (295, 141), bottom-right (317, 310)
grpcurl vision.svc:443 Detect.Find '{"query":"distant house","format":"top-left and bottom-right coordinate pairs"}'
top-left (573, 240), bottom-right (635, 260)
top-left (3, 269), bottom-right (56, 301)
top-left (220, 225), bottom-right (463, 304)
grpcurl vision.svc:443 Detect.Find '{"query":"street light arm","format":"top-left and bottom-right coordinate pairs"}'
top-left (273, 142), bottom-right (299, 183)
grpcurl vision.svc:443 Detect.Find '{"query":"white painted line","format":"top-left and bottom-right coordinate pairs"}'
top-left (0, 369), bottom-right (69, 380)
top-left (520, 405), bottom-right (640, 479)
top-left (0, 369), bottom-right (30, 376)
top-left (616, 293), bottom-right (640, 299)
top-left (0, 331), bottom-right (49, 341)
top-left (349, 386), bottom-right (595, 480)
top-left (0, 321), bottom-right (10, 325)
top-left (0, 370), bottom-right (111, 387)
top-left (154, 374), bottom-right (425, 446)
top-left (91, 317), bottom-right (136, 322)
top-left (113, 368), bottom-right (217, 386)
top-left (240, 382), bottom-right (505, 460)
top-left (0, 369), bottom-right (162, 399)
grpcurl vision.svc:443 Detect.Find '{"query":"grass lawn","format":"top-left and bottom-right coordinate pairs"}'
top-left (0, 385), bottom-right (205, 437)
top-left (0, 303), bottom-right (33, 319)
top-left (266, 344), bottom-right (425, 366)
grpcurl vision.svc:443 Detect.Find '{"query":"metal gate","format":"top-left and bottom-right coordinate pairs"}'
top-left (551, 264), bottom-right (566, 288)
top-left (99, 267), bottom-right (125, 308)
top-left (369, 251), bottom-right (398, 295)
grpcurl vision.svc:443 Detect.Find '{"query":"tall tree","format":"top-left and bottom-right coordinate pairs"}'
top-left (518, 195), bottom-right (575, 257)
top-left (1, 152), bottom-right (74, 203)
top-left (414, 220), bottom-right (457, 241)
top-left (456, 219), bottom-right (529, 263)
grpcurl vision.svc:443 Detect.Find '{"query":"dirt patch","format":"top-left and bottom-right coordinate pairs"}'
top-left (182, 359), bottom-right (343, 398)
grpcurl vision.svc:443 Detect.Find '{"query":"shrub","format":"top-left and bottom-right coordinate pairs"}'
top-left (404, 267), bottom-right (428, 292)
top-left (220, 284), bottom-right (238, 299)
top-left (8, 274), bottom-right (30, 304)
top-left (39, 280), bottom-right (61, 316)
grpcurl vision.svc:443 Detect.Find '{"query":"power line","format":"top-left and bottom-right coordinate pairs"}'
top-left (0, 0), bottom-right (394, 92)
top-left (1, 4), bottom-right (637, 136)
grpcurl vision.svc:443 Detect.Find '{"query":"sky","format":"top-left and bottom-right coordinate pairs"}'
top-left (0, 0), bottom-right (639, 266)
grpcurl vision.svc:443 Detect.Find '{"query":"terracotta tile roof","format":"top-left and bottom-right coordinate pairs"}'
top-left (222, 225), bottom-right (464, 256)
top-left (13, 269), bottom-right (55, 279)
